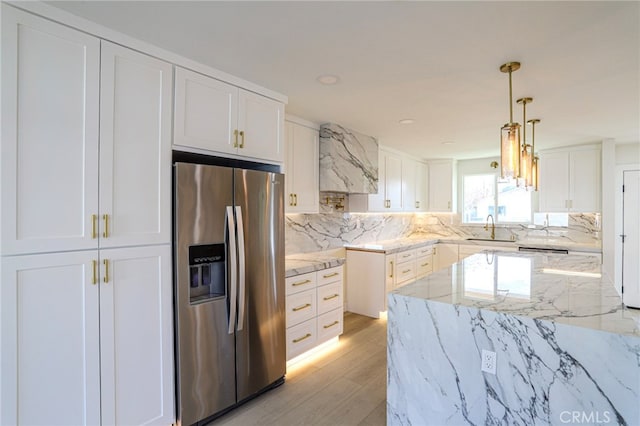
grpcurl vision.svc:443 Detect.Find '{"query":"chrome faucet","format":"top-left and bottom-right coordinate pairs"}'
top-left (484, 214), bottom-right (495, 240)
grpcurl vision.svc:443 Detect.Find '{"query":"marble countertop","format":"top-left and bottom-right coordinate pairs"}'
top-left (344, 234), bottom-right (601, 254)
top-left (393, 251), bottom-right (640, 337)
top-left (285, 253), bottom-right (345, 277)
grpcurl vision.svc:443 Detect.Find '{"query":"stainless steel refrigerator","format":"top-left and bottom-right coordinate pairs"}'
top-left (173, 159), bottom-right (286, 425)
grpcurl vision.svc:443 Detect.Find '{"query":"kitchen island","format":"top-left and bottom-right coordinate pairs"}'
top-left (387, 251), bottom-right (640, 425)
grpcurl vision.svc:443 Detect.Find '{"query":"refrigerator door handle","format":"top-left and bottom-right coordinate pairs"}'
top-left (226, 206), bottom-right (238, 335)
top-left (235, 205), bottom-right (246, 331)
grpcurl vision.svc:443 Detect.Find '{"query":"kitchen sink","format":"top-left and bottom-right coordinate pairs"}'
top-left (465, 238), bottom-right (515, 243)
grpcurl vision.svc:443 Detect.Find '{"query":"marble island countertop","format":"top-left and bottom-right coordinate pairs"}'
top-left (345, 233), bottom-right (601, 254)
top-left (285, 252), bottom-right (345, 277)
top-left (394, 251), bottom-right (639, 337)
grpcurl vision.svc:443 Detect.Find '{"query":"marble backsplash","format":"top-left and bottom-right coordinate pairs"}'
top-left (285, 212), bottom-right (601, 255)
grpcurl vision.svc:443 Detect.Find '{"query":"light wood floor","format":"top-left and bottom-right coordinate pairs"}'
top-left (209, 313), bottom-right (387, 426)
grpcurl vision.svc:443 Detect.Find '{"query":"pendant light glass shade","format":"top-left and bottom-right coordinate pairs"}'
top-left (521, 144), bottom-right (533, 188)
top-left (501, 123), bottom-right (520, 179)
top-left (499, 62), bottom-right (521, 180)
top-left (528, 118), bottom-right (541, 191)
top-left (531, 156), bottom-right (539, 191)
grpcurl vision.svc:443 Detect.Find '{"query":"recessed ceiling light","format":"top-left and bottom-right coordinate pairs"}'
top-left (442, 141), bottom-right (455, 145)
top-left (398, 119), bottom-right (415, 125)
top-left (317, 74), bottom-right (339, 85)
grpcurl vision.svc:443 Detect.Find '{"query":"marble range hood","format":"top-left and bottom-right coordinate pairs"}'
top-left (319, 123), bottom-right (378, 194)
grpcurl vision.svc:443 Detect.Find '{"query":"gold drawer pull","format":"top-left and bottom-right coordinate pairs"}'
top-left (401, 253), bottom-right (412, 258)
top-left (402, 269), bottom-right (411, 274)
top-left (322, 272), bottom-right (339, 278)
top-left (103, 259), bottom-right (110, 283)
top-left (233, 129), bottom-right (239, 148)
top-left (293, 333), bottom-right (312, 343)
top-left (323, 294), bottom-right (339, 301)
top-left (239, 130), bottom-right (245, 148)
top-left (421, 262), bottom-right (430, 267)
top-left (91, 215), bottom-right (97, 239)
top-left (323, 320), bottom-right (340, 329)
top-left (292, 279), bottom-right (311, 287)
top-left (102, 214), bottom-right (110, 238)
top-left (92, 260), bottom-right (98, 285)
top-left (292, 303), bottom-right (311, 312)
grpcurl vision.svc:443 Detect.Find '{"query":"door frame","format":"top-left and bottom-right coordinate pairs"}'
top-left (614, 164), bottom-right (640, 294)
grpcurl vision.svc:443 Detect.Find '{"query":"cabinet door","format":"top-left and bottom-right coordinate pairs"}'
top-left (429, 161), bottom-right (454, 212)
top-left (415, 162), bottom-right (428, 212)
top-left (385, 153), bottom-right (403, 210)
top-left (285, 121), bottom-right (319, 213)
top-left (569, 148), bottom-right (601, 212)
top-left (99, 42), bottom-right (173, 248)
top-left (1, 251), bottom-right (101, 425)
top-left (1, 7), bottom-right (100, 255)
top-left (237, 89), bottom-right (284, 162)
top-left (433, 243), bottom-right (459, 271)
top-left (539, 151), bottom-right (570, 212)
top-left (99, 245), bottom-right (174, 425)
top-left (366, 149), bottom-right (387, 211)
top-left (403, 159), bottom-right (417, 211)
top-left (174, 67), bottom-right (238, 155)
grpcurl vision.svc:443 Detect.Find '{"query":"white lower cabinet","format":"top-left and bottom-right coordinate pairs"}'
top-left (285, 265), bottom-right (344, 361)
top-left (433, 243), bottom-right (459, 271)
top-left (0, 246), bottom-right (174, 425)
top-left (416, 245), bottom-right (434, 279)
top-left (458, 244), bottom-right (518, 261)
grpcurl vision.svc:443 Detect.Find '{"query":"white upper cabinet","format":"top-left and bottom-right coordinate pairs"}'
top-left (403, 160), bottom-right (428, 212)
top-left (285, 120), bottom-right (319, 213)
top-left (1, 7), bottom-right (100, 255)
top-left (355, 148), bottom-right (403, 211)
top-left (539, 145), bottom-right (601, 212)
top-left (174, 67), bottom-right (284, 163)
top-left (428, 160), bottom-right (456, 212)
top-left (99, 42), bottom-right (173, 248)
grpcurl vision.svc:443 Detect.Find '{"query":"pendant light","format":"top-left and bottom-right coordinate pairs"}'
top-left (517, 97), bottom-right (533, 188)
top-left (499, 62), bottom-right (521, 180)
top-left (528, 118), bottom-right (540, 191)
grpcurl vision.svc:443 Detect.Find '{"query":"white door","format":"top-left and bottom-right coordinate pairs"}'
top-left (403, 159), bottom-right (417, 211)
top-left (173, 67), bottom-right (238, 154)
top-left (99, 245), bottom-right (174, 425)
top-left (539, 151), bottom-right (570, 212)
top-left (287, 122), bottom-right (319, 213)
top-left (622, 170), bottom-right (640, 308)
top-left (385, 153), bottom-right (403, 210)
top-left (415, 162), bottom-right (428, 211)
top-left (429, 161), bottom-right (454, 212)
top-left (237, 89), bottom-right (284, 162)
top-left (99, 42), bottom-right (173, 248)
top-left (1, 251), bottom-right (101, 425)
top-left (1, 7), bottom-right (100, 255)
top-left (569, 148), bottom-right (601, 212)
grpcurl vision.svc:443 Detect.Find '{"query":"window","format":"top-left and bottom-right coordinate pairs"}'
top-left (463, 174), bottom-right (532, 224)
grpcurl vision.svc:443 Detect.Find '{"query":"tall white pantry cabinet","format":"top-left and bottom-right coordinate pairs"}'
top-left (1, 6), bottom-right (174, 426)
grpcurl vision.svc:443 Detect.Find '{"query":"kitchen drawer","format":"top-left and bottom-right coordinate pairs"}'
top-left (395, 260), bottom-right (416, 286)
top-left (285, 289), bottom-right (317, 328)
top-left (417, 254), bottom-right (433, 278)
top-left (416, 245), bottom-right (434, 257)
top-left (286, 271), bottom-right (316, 295)
top-left (396, 249), bottom-right (416, 263)
top-left (316, 308), bottom-right (343, 344)
top-left (317, 281), bottom-right (343, 315)
top-left (286, 318), bottom-right (317, 360)
top-left (317, 265), bottom-right (343, 286)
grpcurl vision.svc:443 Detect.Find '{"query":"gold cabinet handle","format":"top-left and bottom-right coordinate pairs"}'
top-left (322, 272), bottom-right (339, 279)
top-left (292, 333), bottom-right (311, 343)
top-left (323, 294), bottom-right (339, 301)
top-left (103, 259), bottom-right (110, 283)
top-left (294, 193), bottom-right (297, 206)
top-left (389, 260), bottom-right (394, 278)
top-left (421, 262), bottom-right (430, 267)
top-left (239, 130), bottom-right (245, 148)
top-left (91, 214), bottom-right (97, 239)
top-left (292, 279), bottom-right (311, 287)
top-left (92, 260), bottom-right (98, 285)
top-left (401, 253), bottom-right (411, 258)
top-left (323, 320), bottom-right (339, 329)
top-left (292, 303), bottom-right (311, 312)
top-left (416, 201), bottom-right (420, 209)
top-left (402, 269), bottom-right (411, 274)
top-left (433, 247), bottom-right (437, 255)
top-left (102, 214), bottom-right (109, 238)
top-left (289, 194), bottom-right (293, 206)
top-left (234, 129), bottom-right (239, 148)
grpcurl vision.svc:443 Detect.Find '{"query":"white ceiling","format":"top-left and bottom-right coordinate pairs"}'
top-left (47, 1), bottom-right (639, 160)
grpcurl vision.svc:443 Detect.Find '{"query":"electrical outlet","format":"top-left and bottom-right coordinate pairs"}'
top-left (481, 349), bottom-right (497, 374)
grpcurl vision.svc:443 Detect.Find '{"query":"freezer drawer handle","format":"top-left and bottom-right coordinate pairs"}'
top-left (323, 321), bottom-right (340, 329)
top-left (292, 333), bottom-right (312, 343)
top-left (323, 294), bottom-right (339, 301)
top-left (322, 272), bottom-right (339, 278)
top-left (292, 279), bottom-right (311, 287)
top-left (292, 303), bottom-right (312, 312)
